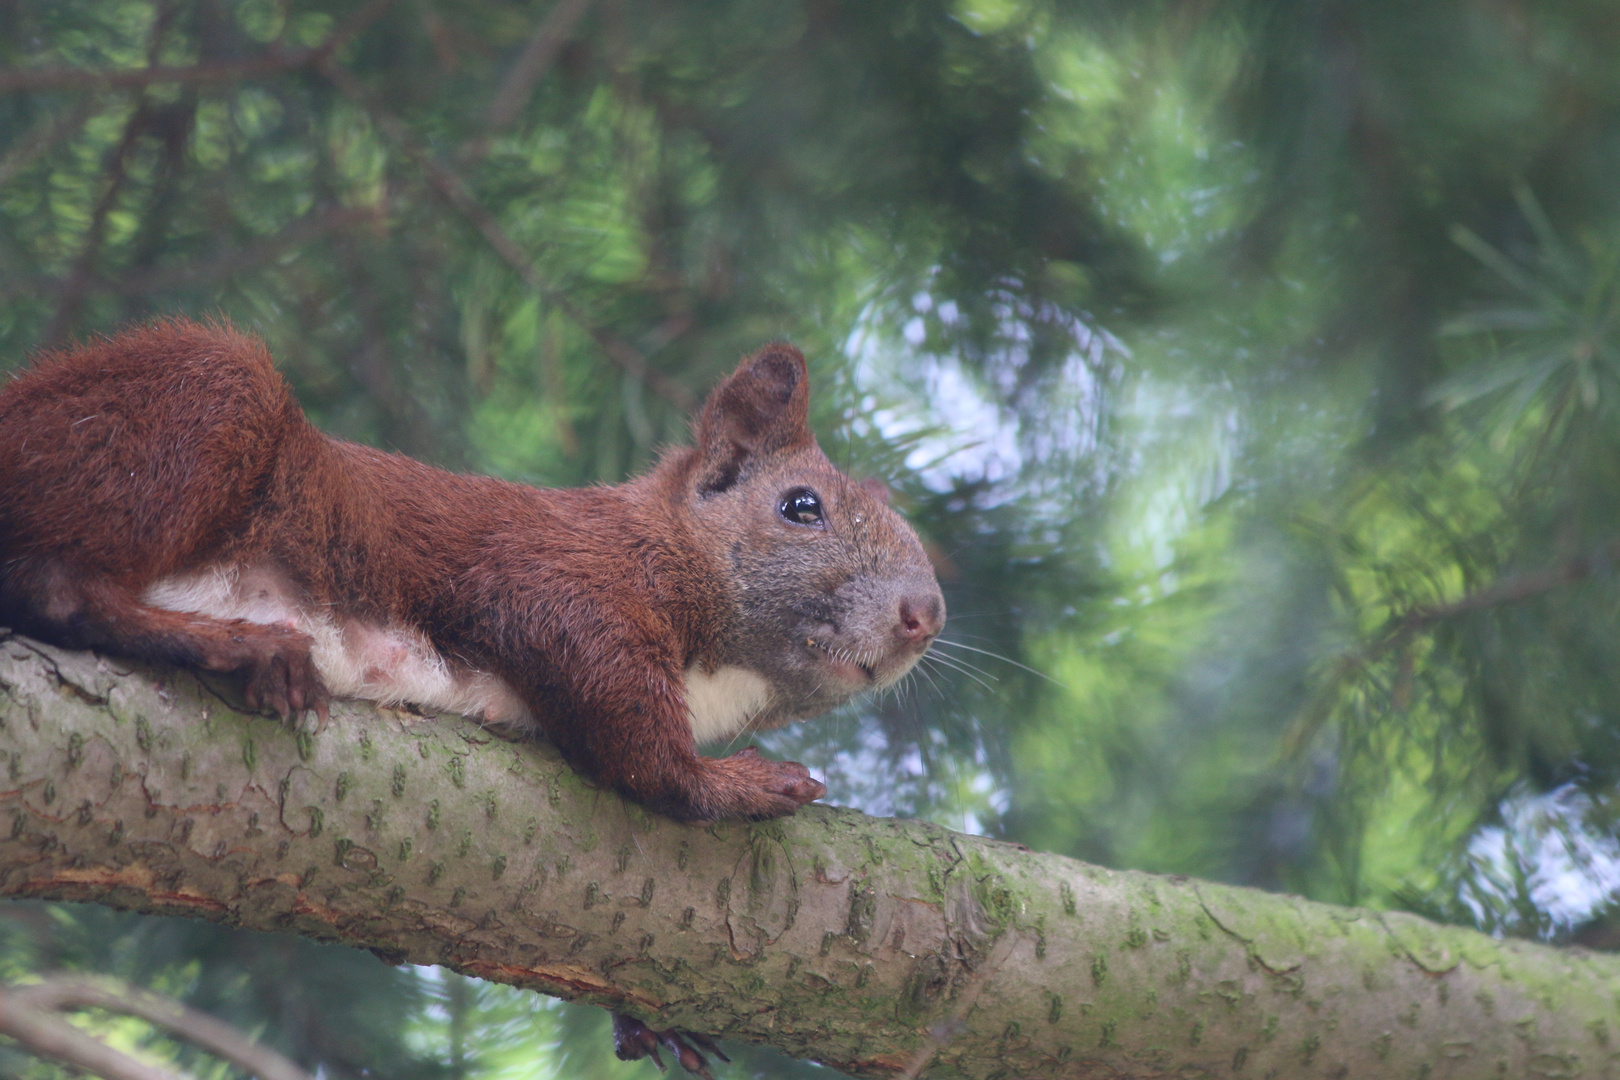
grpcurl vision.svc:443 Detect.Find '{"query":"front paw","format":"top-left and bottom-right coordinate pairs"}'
top-left (731, 745), bottom-right (826, 807)
top-left (698, 746), bottom-right (826, 820)
top-left (612, 1012), bottom-right (729, 1079)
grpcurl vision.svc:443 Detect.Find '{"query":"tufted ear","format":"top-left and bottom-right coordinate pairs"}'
top-left (693, 344), bottom-right (812, 494)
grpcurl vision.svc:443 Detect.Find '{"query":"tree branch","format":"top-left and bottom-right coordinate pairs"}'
top-left (317, 57), bottom-right (696, 411)
top-left (1284, 534), bottom-right (1620, 749)
top-left (1404, 536), bottom-right (1620, 625)
top-left (477, 0), bottom-right (596, 144)
top-left (0, 632), bottom-right (1615, 1079)
top-left (0, 980), bottom-right (186, 1080)
top-left (0, 205), bottom-right (387, 311)
top-left (42, 96), bottom-right (148, 346)
top-left (0, 97), bottom-right (104, 189)
top-left (0, 974), bottom-right (315, 1080)
top-left (0, 0), bottom-right (397, 94)
top-left (0, 55), bottom-right (319, 94)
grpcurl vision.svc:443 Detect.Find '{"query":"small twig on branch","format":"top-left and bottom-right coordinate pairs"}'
top-left (42, 99), bottom-right (148, 346)
top-left (0, 205), bottom-right (386, 309)
top-left (1366, 536), bottom-right (1619, 662)
top-left (5, 976), bottom-right (315, 1080)
top-left (0, 0), bottom-right (397, 94)
top-left (311, 0), bottom-right (403, 61)
top-left (0, 988), bottom-right (184, 1080)
top-left (102, 204), bottom-right (389, 296)
top-left (10, 0), bottom-right (396, 343)
top-left (317, 56), bottom-right (695, 411)
top-left (0, 97), bottom-right (103, 188)
top-left (1286, 536), bottom-right (1620, 752)
top-left (1404, 540), bottom-right (1618, 625)
top-left (0, 55), bottom-right (317, 94)
top-left (464, 0), bottom-right (596, 161)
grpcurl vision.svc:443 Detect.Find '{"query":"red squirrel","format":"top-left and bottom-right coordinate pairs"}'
top-left (0, 319), bottom-right (943, 822)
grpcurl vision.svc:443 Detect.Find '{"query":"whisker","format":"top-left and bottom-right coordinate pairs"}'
top-left (719, 698), bottom-right (773, 756)
top-left (924, 653), bottom-right (997, 685)
top-left (719, 723), bottom-right (752, 756)
top-left (909, 668), bottom-right (931, 702)
top-left (922, 649), bottom-right (1004, 685)
top-left (922, 653), bottom-right (998, 694)
top-left (925, 649), bottom-right (998, 680)
top-left (912, 662), bottom-right (945, 701)
top-left (933, 634), bottom-right (1004, 650)
top-left (933, 639), bottom-right (1068, 687)
top-left (892, 670), bottom-right (916, 706)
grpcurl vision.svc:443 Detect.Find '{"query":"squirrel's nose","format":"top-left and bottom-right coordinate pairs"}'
top-left (896, 592), bottom-right (945, 648)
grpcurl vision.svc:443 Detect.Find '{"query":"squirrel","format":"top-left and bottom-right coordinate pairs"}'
top-left (0, 318), bottom-right (945, 824)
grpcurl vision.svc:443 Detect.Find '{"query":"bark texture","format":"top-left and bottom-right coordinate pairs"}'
top-left (0, 632), bottom-right (1616, 1079)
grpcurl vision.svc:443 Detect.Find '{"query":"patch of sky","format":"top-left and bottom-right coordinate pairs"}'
top-left (1111, 376), bottom-right (1240, 576)
top-left (842, 276), bottom-right (1125, 522)
top-left (1457, 782), bottom-right (1620, 934)
top-left (840, 273), bottom-right (1255, 606)
top-left (757, 703), bottom-right (997, 833)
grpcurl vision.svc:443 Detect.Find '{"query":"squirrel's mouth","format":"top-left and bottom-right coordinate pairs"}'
top-left (805, 637), bottom-right (877, 685)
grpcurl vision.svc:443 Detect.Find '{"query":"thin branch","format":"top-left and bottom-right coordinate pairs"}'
top-left (9, 976), bottom-right (315, 1080)
top-left (1404, 539), bottom-right (1617, 624)
top-left (104, 204), bottom-right (388, 296)
top-left (1286, 535), bottom-right (1620, 753)
top-left (0, 981), bottom-right (185, 1080)
top-left (1357, 536), bottom-right (1620, 663)
top-left (0, 97), bottom-right (103, 188)
top-left (308, 0), bottom-right (403, 61)
top-left (317, 56), bottom-right (696, 411)
top-left (41, 0), bottom-right (183, 344)
top-left (0, 55), bottom-right (319, 94)
top-left (472, 0), bottom-right (595, 148)
top-left (0, 0), bottom-right (397, 94)
top-left (0, 204), bottom-right (385, 308)
top-left (14, 0), bottom-right (396, 344)
top-left (42, 98), bottom-right (148, 346)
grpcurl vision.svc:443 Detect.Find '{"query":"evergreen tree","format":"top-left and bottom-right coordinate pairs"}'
top-left (3, 0), bottom-right (1620, 1074)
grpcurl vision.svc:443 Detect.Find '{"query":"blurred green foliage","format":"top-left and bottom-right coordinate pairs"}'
top-left (4, 0), bottom-right (1620, 1075)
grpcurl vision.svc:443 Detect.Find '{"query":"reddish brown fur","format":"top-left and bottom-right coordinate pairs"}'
top-left (0, 319), bottom-right (943, 822)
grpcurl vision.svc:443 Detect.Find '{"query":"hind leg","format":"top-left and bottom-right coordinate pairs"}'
top-left (613, 1013), bottom-right (729, 1079)
top-left (1, 560), bottom-right (328, 724)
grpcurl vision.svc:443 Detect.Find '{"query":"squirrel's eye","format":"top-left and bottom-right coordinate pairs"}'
top-left (779, 488), bottom-right (825, 527)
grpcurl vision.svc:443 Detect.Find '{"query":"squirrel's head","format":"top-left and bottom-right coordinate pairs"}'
top-left (681, 343), bottom-right (945, 722)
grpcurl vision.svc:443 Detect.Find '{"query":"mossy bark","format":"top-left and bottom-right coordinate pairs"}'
top-left (0, 632), bottom-right (1616, 1079)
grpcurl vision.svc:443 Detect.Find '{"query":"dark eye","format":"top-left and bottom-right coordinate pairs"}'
top-left (779, 488), bottom-right (825, 527)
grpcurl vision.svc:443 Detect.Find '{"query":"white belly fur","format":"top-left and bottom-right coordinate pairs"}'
top-left (146, 564), bottom-right (770, 744)
top-left (684, 664), bottom-right (771, 745)
top-left (143, 565), bottom-right (530, 725)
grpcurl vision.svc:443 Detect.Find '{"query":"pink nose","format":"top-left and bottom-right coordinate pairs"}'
top-left (896, 593), bottom-right (944, 647)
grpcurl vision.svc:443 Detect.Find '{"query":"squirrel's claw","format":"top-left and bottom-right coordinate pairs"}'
top-left (612, 1013), bottom-right (729, 1079)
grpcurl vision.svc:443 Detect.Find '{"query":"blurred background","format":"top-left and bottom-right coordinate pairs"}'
top-left (3, 0), bottom-right (1620, 1075)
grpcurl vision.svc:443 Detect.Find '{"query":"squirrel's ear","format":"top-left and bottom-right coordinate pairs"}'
top-left (693, 344), bottom-right (811, 492)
